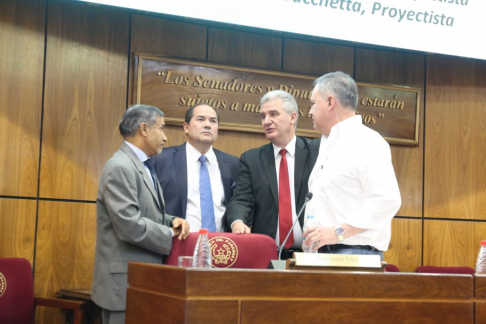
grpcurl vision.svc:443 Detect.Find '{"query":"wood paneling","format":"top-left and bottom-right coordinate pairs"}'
top-left (283, 39), bottom-right (354, 76)
top-left (424, 219), bottom-right (486, 268)
top-left (241, 300), bottom-right (471, 324)
top-left (34, 201), bottom-right (97, 324)
top-left (129, 14), bottom-right (207, 114)
top-left (385, 218), bottom-right (422, 272)
top-left (355, 48), bottom-right (425, 217)
top-left (425, 55), bottom-right (486, 220)
top-left (40, 0), bottom-right (129, 200)
top-left (0, 198), bottom-right (37, 261)
top-left (131, 14), bottom-right (207, 60)
top-left (0, 0), bottom-right (45, 197)
top-left (208, 28), bottom-right (282, 70)
top-left (213, 129), bottom-right (269, 158)
top-left (127, 264), bottom-right (475, 323)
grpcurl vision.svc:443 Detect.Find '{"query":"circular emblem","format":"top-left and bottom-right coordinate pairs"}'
top-left (209, 236), bottom-right (238, 268)
top-left (0, 272), bottom-right (6, 298)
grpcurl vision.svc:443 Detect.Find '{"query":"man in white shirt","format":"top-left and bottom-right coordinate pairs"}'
top-left (153, 104), bottom-right (239, 233)
top-left (302, 72), bottom-right (401, 260)
top-left (227, 90), bottom-right (319, 259)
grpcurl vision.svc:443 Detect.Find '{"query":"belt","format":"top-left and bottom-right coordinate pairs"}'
top-left (280, 248), bottom-right (303, 260)
top-left (318, 244), bottom-right (379, 253)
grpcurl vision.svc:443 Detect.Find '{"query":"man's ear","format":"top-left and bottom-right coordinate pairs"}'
top-left (328, 95), bottom-right (337, 110)
top-left (139, 122), bottom-right (148, 136)
top-left (183, 122), bottom-right (189, 135)
top-left (290, 111), bottom-right (298, 125)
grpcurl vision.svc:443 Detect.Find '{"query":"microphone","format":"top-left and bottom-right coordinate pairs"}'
top-left (278, 192), bottom-right (313, 261)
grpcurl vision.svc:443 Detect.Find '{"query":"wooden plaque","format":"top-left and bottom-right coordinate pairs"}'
top-left (133, 53), bottom-right (421, 145)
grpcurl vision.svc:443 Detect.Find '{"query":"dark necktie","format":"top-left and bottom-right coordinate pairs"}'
top-left (278, 149), bottom-right (293, 249)
top-left (199, 155), bottom-right (216, 232)
top-left (144, 158), bottom-right (159, 198)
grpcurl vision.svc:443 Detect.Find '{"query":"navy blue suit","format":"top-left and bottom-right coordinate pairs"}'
top-left (153, 143), bottom-right (239, 232)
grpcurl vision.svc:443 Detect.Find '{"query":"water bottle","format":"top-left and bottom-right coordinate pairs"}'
top-left (192, 228), bottom-right (212, 268)
top-left (303, 214), bottom-right (318, 253)
top-left (476, 240), bottom-right (486, 274)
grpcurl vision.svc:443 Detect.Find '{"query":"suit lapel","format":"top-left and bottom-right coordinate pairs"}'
top-left (121, 143), bottom-right (162, 210)
top-left (294, 137), bottom-right (308, 203)
top-left (262, 143), bottom-right (279, 209)
top-left (215, 149), bottom-right (230, 204)
top-left (173, 144), bottom-right (188, 217)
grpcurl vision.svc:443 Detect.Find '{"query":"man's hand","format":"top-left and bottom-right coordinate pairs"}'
top-left (231, 220), bottom-right (251, 235)
top-left (171, 217), bottom-right (190, 240)
top-left (302, 226), bottom-right (337, 251)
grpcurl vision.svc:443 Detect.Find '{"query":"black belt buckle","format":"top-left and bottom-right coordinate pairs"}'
top-left (280, 248), bottom-right (302, 260)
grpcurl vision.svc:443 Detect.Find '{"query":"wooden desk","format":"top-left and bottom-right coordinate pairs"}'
top-left (126, 263), bottom-right (474, 324)
top-left (475, 275), bottom-right (486, 324)
top-left (56, 289), bottom-right (101, 324)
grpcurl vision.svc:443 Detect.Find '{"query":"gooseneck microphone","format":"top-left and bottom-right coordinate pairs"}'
top-left (278, 192), bottom-right (313, 260)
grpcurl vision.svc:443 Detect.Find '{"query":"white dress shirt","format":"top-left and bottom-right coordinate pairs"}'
top-left (185, 142), bottom-right (226, 232)
top-left (307, 115), bottom-right (401, 251)
top-left (273, 136), bottom-right (304, 249)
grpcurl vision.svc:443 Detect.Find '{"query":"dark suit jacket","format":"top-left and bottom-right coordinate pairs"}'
top-left (153, 143), bottom-right (239, 231)
top-left (92, 142), bottom-right (174, 311)
top-left (227, 137), bottom-right (320, 239)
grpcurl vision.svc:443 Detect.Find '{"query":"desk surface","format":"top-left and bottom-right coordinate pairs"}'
top-left (126, 263), bottom-right (475, 324)
top-left (56, 289), bottom-right (93, 301)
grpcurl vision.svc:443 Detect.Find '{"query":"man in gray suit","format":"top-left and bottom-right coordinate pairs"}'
top-left (92, 104), bottom-right (189, 324)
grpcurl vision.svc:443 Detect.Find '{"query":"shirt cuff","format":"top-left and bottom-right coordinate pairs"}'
top-left (170, 228), bottom-right (175, 237)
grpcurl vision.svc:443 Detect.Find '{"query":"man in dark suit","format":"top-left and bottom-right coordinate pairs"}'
top-left (92, 104), bottom-right (189, 324)
top-left (153, 104), bottom-right (239, 233)
top-left (227, 90), bottom-right (319, 259)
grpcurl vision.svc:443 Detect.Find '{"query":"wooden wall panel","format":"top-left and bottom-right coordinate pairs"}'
top-left (131, 14), bottom-right (207, 60)
top-left (355, 48), bottom-right (425, 217)
top-left (424, 219), bottom-right (486, 268)
top-left (208, 28), bottom-right (282, 70)
top-left (384, 218), bottom-right (422, 272)
top-left (0, 0), bottom-right (45, 197)
top-left (34, 201), bottom-right (97, 323)
top-left (283, 39), bottom-right (354, 76)
top-left (0, 198), bottom-right (37, 261)
top-left (425, 56), bottom-right (486, 220)
top-left (40, 0), bottom-right (129, 200)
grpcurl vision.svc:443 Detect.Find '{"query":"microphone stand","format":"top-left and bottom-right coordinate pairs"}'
top-left (278, 194), bottom-right (312, 260)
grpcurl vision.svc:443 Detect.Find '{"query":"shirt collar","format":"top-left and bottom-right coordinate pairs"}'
top-left (272, 135), bottom-right (297, 159)
top-left (125, 141), bottom-right (149, 163)
top-left (186, 142), bottom-right (216, 164)
top-left (330, 115), bottom-right (362, 137)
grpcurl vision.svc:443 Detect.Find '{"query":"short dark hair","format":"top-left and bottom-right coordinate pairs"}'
top-left (184, 104), bottom-right (220, 124)
top-left (119, 104), bottom-right (164, 137)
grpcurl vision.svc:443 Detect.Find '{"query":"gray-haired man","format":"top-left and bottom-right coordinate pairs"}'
top-left (302, 72), bottom-right (401, 260)
top-left (227, 90), bottom-right (319, 259)
top-left (92, 104), bottom-right (189, 324)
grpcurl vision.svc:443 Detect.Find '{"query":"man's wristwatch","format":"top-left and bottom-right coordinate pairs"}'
top-left (335, 226), bottom-right (345, 242)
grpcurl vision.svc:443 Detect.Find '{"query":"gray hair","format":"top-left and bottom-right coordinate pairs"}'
top-left (314, 72), bottom-right (358, 112)
top-left (119, 104), bottom-right (164, 137)
top-left (260, 90), bottom-right (299, 128)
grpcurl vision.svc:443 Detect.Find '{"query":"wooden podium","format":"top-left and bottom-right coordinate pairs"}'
top-left (126, 262), bottom-right (475, 323)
